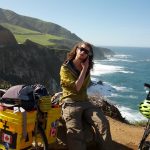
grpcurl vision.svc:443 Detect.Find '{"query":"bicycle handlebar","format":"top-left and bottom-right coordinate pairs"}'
top-left (144, 83), bottom-right (150, 89)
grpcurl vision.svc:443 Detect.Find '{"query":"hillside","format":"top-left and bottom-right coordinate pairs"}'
top-left (0, 23), bottom-right (62, 46)
top-left (0, 8), bottom-right (81, 42)
top-left (0, 8), bottom-right (115, 58)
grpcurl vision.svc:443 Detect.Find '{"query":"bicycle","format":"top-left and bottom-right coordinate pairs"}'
top-left (0, 85), bottom-right (61, 150)
top-left (138, 83), bottom-right (150, 150)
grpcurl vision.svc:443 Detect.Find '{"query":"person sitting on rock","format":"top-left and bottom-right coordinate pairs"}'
top-left (59, 41), bottom-right (112, 150)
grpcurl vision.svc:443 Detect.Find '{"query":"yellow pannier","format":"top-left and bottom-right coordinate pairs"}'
top-left (0, 108), bottom-right (36, 150)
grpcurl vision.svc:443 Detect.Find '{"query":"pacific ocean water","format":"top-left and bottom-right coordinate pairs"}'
top-left (91, 46), bottom-right (150, 122)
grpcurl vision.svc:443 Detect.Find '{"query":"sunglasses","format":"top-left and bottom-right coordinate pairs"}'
top-left (78, 47), bottom-right (92, 56)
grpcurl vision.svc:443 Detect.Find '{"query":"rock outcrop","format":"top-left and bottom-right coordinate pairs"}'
top-left (90, 96), bottom-right (128, 123)
top-left (0, 25), bottom-right (17, 46)
top-left (0, 38), bottom-right (68, 93)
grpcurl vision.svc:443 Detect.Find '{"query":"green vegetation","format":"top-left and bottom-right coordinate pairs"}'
top-left (0, 8), bottom-right (82, 52)
top-left (15, 33), bottom-right (63, 46)
top-left (0, 23), bottom-right (39, 34)
top-left (0, 23), bottom-right (64, 46)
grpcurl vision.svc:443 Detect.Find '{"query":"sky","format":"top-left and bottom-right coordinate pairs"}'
top-left (1, 0), bottom-right (150, 47)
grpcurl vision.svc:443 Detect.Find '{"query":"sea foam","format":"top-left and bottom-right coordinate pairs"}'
top-left (117, 105), bottom-right (147, 122)
top-left (91, 63), bottom-right (134, 75)
top-left (87, 84), bottom-right (145, 122)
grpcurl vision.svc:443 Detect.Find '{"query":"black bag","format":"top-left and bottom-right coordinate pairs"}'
top-left (33, 84), bottom-right (48, 97)
top-left (1, 85), bottom-right (35, 110)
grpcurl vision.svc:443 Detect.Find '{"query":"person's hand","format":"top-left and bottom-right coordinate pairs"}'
top-left (81, 56), bottom-right (89, 70)
top-left (51, 92), bottom-right (62, 102)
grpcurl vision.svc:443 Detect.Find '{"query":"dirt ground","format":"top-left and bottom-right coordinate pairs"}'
top-left (54, 116), bottom-right (145, 150)
top-left (108, 117), bottom-right (144, 150)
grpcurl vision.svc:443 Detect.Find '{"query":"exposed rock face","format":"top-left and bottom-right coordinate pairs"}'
top-left (0, 25), bottom-right (17, 46)
top-left (0, 39), bottom-right (67, 93)
top-left (90, 96), bottom-right (128, 123)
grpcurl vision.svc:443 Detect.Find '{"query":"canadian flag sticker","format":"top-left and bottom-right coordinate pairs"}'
top-left (2, 133), bottom-right (12, 144)
top-left (50, 127), bottom-right (57, 137)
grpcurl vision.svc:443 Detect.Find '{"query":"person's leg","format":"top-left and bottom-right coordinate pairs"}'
top-left (62, 102), bottom-right (86, 150)
top-left (84, 104), bottom-right (112, 150)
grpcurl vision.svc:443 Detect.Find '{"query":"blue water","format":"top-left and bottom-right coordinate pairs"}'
top-left (93, 46), bottom-right (150, 121)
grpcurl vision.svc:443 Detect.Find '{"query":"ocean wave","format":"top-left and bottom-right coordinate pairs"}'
top-left (106, 58), bottom-right (136, 63)
top-left (116, 105), bottom-right (147, 122)
top-left (87, 82), bottom-right (115, 97)
top-left (88, 84), bottom-right (146, 122)
top-left (87, 81), bottom-right (145, 122)
top-left (110, 93), bottom-right (138, 99)
top-left (91, 64), bottom-right (134, 75)
top-left (120, 70), bottom-right (134, 74)
top-left (113, 54), bottom-right (132, 59)
top-left (100, 54), bottom-right (137, 63)
top-left (91, 64), bottom-right (123, 75)
top-left (139, 59), bottom-right (150, 62)
top-left (112, 85), bottom-right (133, 92)
top-left (146, 59), bottom-right (150, 62)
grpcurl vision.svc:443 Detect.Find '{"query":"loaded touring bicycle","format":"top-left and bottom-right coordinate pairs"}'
top-left (0, 85), bottom-right (61, 150)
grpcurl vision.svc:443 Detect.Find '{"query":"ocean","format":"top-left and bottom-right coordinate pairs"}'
top-left (89, 46), bottom-right (150, 123)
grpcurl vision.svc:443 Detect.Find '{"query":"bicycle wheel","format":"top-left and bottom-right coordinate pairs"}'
top-left (32, 124), bottom-right (49, 150)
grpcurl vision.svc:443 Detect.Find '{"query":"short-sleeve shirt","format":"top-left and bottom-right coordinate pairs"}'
top-left (60, 60), bottom-right (90, 102)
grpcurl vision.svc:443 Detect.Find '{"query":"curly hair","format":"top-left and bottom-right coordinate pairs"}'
top-left (65, 41), bottom-right (94, 71)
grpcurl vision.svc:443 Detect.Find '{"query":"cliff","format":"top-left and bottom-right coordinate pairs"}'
top-left (0, 39), bottom-right (68, 93)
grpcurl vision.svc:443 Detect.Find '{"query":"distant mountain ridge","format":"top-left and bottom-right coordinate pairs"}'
top-left (0, 8), bottom-right (115, 59)
top-left (0, 8), bottom-right (81, 41)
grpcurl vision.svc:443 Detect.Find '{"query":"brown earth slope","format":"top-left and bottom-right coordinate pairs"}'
top-left (108, 117), bottom-right (144, 150)
top-left (54, 117), bottom-right (144, 150)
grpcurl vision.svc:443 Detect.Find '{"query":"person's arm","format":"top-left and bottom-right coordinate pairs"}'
top-left (75, 58), bottom-right (89, 91)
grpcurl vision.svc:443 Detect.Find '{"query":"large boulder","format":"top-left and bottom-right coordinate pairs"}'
top-left (89, 96), bottom-right (128, 123)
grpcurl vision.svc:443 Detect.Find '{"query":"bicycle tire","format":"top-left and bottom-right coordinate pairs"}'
top-left (32, 124), bottom-right (49, 150)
